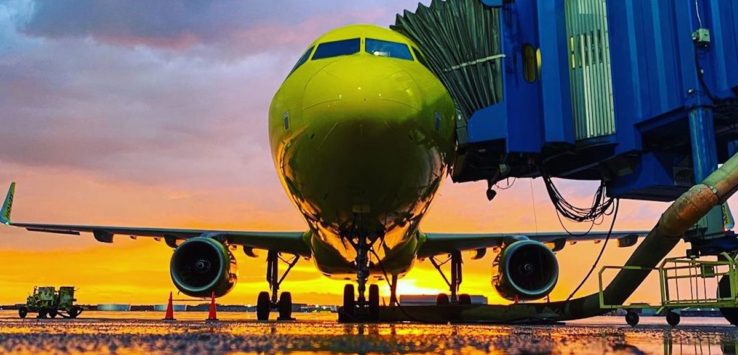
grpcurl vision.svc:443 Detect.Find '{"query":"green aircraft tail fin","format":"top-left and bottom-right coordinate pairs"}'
top-left (1, 182), bottom-right (15, 225)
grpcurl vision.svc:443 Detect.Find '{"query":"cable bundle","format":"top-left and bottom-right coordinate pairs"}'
top-left (542, 174), bottom-right (615, 224)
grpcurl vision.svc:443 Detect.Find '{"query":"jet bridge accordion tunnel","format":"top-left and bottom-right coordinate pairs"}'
top-left (393, 0), bottom-right (738, 202)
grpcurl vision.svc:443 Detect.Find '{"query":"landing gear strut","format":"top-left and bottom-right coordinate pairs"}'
top-left (356, 233), bottom-right (370, 306)
top-left (389, 274), bottom-right (398, 305)
top-left (430, 251), bottom-right (471, 305)
top-left (256, 250), bottom-right (298, 321)
top-left (340, 232), bottom-right (381, 322)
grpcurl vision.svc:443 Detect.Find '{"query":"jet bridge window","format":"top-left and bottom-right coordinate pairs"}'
top-left (312, 38), bottom-right (360, 60)
top-left (365, 38), bottom-right (413, 60)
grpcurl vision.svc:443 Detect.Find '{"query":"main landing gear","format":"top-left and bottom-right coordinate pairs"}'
top-left (256, 250), bottom-right (299, 321)
top-left (340, 233), bottom-right (384, 322)
top-left (430, 251), bottom-right (472, 306)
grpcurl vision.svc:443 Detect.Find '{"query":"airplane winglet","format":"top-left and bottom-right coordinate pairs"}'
top-left (1, 182), bottom-right (15, 225)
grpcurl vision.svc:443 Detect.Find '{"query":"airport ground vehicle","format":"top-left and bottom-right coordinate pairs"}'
top-left (18, 286), bottom-right (82, 319)
top-left (599, 253), bottom-right (738, 327)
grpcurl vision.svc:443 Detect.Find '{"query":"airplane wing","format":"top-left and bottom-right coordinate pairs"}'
top-left (0, 183), bottom-right (310, 257)
top-left (417, 230), bottom-right (646, 258)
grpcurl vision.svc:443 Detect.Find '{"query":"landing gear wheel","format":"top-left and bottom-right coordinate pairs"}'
top-left (436, 293), bottom-right (450, 306)
top-left (48, 309), bottom-right (58, 319)
top-left (718, 275), bottom-right (738, 325)
top-left (18, 307), bottom-right (27, 319)
top-left (278, 292), bottom-right (293, 320)
top-left (666, 311), bottom-right (680, 327)
top-left (368, 284), bottom-right (380, 321)
top-left (37, 309), bottom-right (47, 319)
top-left (341, 284), bottom-right (355, 322)
top-left (256, 291), bottom-right (270, 321)
top-left (625, 310), bottom-right (639, 327)
top-left (459, 294), bottom-right (472, 305)
top-left (68, 307), bottom-right (79, 319)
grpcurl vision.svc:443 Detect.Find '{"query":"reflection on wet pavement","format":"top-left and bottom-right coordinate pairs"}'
top-left (0, 312), bottom-right (737, 354)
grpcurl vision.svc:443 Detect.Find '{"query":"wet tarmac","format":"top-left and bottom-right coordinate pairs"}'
top-left (0, 311), bottom-right (737, 354)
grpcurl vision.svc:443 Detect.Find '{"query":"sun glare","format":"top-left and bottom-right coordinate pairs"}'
top-left (380, 278), bottom-right (443, 297)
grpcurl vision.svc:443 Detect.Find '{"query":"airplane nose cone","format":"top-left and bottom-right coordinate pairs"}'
top-left (302, 57), bottom-right (424, 114)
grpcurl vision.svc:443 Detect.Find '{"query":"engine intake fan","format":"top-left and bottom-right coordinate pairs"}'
top-left (170, 237), bottom-right (237, 298)
top-left (492, 240), bottom-right (559, 301)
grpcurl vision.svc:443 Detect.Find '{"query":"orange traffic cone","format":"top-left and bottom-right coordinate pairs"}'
top-left (164, 292), bottom-right (175, 321)
top-left (207, 291), bottom-right (218, 321)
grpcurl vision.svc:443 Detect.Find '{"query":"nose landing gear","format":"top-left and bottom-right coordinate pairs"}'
top-left (339, 232), bottom-right (383, 322)
top-left (340, 283), bottom-right (381, 322)
top-left (255, 250), bottom-right (299, 321)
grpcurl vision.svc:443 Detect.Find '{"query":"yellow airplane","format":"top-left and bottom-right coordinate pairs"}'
top-left (0, 25), bottom-right (640, 321)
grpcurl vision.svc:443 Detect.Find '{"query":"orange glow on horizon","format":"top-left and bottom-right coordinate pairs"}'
top-left (0, 163), bottom-right (727, 306)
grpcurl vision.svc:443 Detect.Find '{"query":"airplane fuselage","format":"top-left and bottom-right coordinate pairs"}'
top-left (269, 25), bottom-right (455, 278)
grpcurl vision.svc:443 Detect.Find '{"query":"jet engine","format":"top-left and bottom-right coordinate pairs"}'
top-left (492, 240), bottom-right (559, 301)
top-left (170, 237), bottom-right (237, 298)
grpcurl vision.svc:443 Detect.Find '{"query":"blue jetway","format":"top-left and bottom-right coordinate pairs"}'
top-left (455, 0), bottom-right (738, 199)
top-left (394, 0), bottom-right (738, 253)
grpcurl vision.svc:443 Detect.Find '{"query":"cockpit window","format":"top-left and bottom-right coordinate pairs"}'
top-left (312, 38), bottom-right (360, 60)
top-left (289, 46), bottom-right (314, 75)
top-left (412, 47), bottom-right (430, 68)
top-left (365, 38), bottom-right (413, 60)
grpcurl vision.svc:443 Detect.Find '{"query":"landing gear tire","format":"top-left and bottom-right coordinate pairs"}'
top-left (278, 292), bottom-right (293, 320)
top-left (38, 309), bottom-right (47, 319)
top-left (48, 309), bottom-right (58, 319)
top-left (340, 284), bottom-right (355, 322)
top-left (666, 311), bottom-right (680, 327)
top-left (436, 293), bottom-right (450, 306)
top-left (256, 291), bottom-right (270, 321)
top-left (18, 307), bottom-right (27, 319)
top-left (625, 310), bottom-right (639, 327)
top-left (459, 294), bottom-right (472, 305)
top-left (718, 275), bottom-right (738, 325)
top-left (368, 284), bottom-right (380, 321)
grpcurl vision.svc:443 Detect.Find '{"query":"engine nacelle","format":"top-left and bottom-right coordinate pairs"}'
top-left (492, 240), bottom-right (559, 301)
top-left (170, 237), bottom-right (237, 298)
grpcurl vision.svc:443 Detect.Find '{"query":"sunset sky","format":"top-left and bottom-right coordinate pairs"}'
top-left (0, 1), bottom-right (734, 307)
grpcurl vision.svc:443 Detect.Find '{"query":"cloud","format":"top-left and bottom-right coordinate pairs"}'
top-left (0, 42), bottom-right (279, 187)
top-left (0, 1), bottom-right (429, 190)
top-left (17, 1), bottom-right (427, 56)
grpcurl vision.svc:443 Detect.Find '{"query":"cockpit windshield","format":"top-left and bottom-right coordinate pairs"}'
top-left (412, 47), bottom-right (429, 68)
top-left (312, 38), bottom-right (361, 60)
top-left (365, 38), bottom-right (413, 60)
top-left (289, 46), bottom-right (314, 75)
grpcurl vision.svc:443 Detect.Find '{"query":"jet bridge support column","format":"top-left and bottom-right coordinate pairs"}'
top-left (685, 105), bottom-right (728, 252)
top-left (689, 107), bottom-right (718, 182)
top-left (729, 141), bottom-right (738, 157)
top-left (682, 0), bottom-right (728, 253)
